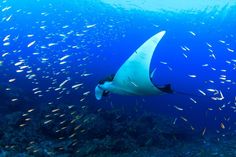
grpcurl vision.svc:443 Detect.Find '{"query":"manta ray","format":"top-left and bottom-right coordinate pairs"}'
top-left (95, 31), bottom-right (173, 100)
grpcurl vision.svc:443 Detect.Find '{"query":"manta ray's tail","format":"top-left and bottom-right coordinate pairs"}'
top-left (158, 84), bottom-right (201, 98)
top-left (157, 84), bottom-right (174, 94)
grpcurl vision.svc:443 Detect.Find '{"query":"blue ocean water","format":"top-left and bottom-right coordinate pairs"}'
top-left (1, 0), bottom-right (236, 156)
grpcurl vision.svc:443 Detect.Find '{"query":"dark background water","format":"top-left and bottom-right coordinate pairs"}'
top-left (0, 0), bottom-right (236, 134)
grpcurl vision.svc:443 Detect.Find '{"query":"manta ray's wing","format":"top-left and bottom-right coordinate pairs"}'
top-left (112, 31), bottom-right (166, 95)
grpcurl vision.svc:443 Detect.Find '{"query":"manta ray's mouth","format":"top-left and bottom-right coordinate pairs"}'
top-left (95, 85), bottom-right (105, 100)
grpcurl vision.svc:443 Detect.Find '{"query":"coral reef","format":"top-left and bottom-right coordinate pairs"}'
top-left (0, 104), bottom-right (235, 157)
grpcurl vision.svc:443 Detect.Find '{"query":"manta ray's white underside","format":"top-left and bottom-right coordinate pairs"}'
top-left (95, 31), bottom-right (166, 100)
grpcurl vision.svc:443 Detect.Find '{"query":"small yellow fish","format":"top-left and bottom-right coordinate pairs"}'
top-left (58, 137), bottom-right (64, 140)
top-left (220, 123), bottom-right (225, 129)
top-left (61, 127), bottom-right (67, 130)
top-left (190, 125), bottom-right (195, 131)
top-left (44, 120), bottom-right (52, 124)
top-left (97, 108), bottom-right (102, 112)
top-left (22, 113), bottom-right (28, 116)
top-left (202, 128), bottom-right (206, 136)
top-left (74, 125), bottom-right (81, 131)
top-left (28, 109), bottom-right (35, 113)
top-left (52, 108), bottom-right (60, 112)
top-left (80, 129), bottom-right (86, 133)
top-left (174, 105), bottom-right (183, 111)
top-left (25, 118), bottom-right (31, 121)
top-left (180, 116), bottom-right (188, 122)
top-left (19, 124), bottom-right (26, 127)
top-left (69, 133), bottom-right (76, 138)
